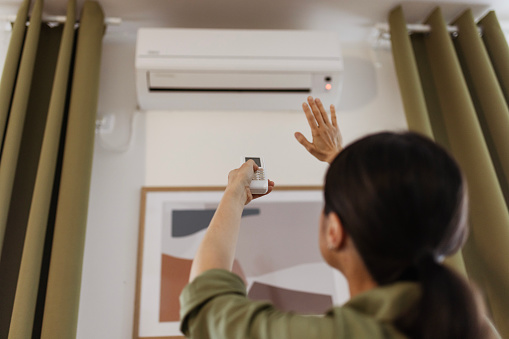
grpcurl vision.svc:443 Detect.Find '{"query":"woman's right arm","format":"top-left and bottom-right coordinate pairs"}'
top-left (294, 96), bottom-right (343, 164)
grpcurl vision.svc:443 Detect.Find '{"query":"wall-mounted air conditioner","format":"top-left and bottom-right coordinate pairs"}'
top-left (135, 28), bottom-right (343, 111)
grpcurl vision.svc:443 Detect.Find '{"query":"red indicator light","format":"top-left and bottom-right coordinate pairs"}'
top-left (325, 83), bottom-right (332, 91)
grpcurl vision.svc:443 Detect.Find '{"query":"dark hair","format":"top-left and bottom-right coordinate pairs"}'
top-left (324, 132), bottom-right (491, 339)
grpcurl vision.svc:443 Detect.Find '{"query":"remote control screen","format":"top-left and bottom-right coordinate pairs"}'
top-left (245, 157), bottom-right (262, 167)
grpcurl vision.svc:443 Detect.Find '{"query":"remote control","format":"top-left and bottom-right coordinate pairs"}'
top-left (241, 156), bottom-right (268, 195)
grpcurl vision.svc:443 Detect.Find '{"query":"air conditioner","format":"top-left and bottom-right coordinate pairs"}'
top-left (135, 28), bottom-right (343, 111)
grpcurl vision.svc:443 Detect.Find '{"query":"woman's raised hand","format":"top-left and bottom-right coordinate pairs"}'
top-left (295, 96), bottom-right (343, 164)
top-left (226, 160), bottom-right (274, 205)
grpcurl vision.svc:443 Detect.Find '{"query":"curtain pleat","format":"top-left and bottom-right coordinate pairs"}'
top-left (454, 10), bottom-right (509, 212)
top-left (390, 6), bottom-right (509, 338)
top-left (410, 35), bottom-right (452, 148)
top-left (7, 0), bottom-right (77, 337)
top-left (428, 9), bottom-right (509, 337)
top-left (0, 0), bottom-right (42, 260)
top-left (387, 6), bottom-right (432, 136)
top-left (479, 11), bottom-right (509, 108)
top-left (388, 6), bottom-right (467, 275)
top-left (40, 2), bottom-right (104, 338)
top-left (0, 22), bottom-right (64, 338)
top-left (0, 0), bottom-right (30, 149)
top-left (0, 0), bottom-right (44, 336)
top-left (0, 0), bottom-right (104, 336)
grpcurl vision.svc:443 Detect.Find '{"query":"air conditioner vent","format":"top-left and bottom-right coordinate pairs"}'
top-left (136, 28), bottom-right (343, 111)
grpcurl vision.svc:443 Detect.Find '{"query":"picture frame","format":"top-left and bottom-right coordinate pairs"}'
top-left (133, 186), bottom-right (349, 339)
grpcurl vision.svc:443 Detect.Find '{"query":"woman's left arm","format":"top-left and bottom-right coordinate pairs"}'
top-left (189, 160), bottom-right (274, 282)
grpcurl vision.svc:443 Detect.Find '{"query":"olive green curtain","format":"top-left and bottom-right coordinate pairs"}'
top-left (389, 6), bottom-right (509, 338)
top-left (0, 0), bottom-right (104, 338)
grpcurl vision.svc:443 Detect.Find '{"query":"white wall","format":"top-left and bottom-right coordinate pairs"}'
top-left (78, 38), bottom-right (407, 339)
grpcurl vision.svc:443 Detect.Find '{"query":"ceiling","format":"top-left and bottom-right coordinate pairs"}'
top-left (0, 0), bottom-right (508, 42)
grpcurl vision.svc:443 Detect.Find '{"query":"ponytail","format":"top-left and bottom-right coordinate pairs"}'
top-left (396, 257), bottom-right (492, 339)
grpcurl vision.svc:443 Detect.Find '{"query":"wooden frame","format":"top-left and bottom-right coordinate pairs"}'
top-left (133, 186), bottom-right (348, 339)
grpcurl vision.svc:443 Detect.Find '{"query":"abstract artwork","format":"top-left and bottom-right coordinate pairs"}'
top-left (134, 187), bottom-right (349, 339)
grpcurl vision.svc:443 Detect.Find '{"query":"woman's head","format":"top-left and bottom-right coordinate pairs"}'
top-left (323, 131), bottom-right (468, 284)
top-left (321, 132), bottom-right (493, 339)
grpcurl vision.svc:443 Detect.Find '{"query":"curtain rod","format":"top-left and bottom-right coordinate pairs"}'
top-left (375, 23), bottom-right (459, 36)
top-left (375, 21), bottom-right (509, 38)
top-left (2, 14), bottom-right (122, 25)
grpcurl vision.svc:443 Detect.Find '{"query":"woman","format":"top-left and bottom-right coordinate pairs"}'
top-left (179, 97), bottom-right (495, 338)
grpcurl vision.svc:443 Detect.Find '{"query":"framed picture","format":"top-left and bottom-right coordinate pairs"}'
top-left (133, 187), bottom-right (349, 339)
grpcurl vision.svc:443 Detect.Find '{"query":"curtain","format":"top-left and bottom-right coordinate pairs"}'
top-left (0, 0), bottom-right (105, 338)
top-left (389, 6), bottom-right (509, 338)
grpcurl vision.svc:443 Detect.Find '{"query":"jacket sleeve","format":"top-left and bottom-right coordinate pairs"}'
top-left (179, 269), bottom-right (336, 339)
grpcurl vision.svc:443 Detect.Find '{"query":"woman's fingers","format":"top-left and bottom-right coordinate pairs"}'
top-left (330, 104), bottom-right (338, 127)
top-left (302, 96), bottom-right (334, 129)
top-left (314, 98), bottom-right (331, 127)
top-left (302, 102), bottom-right (318, 130)
top-left (229, 160), bottom-right (256, 187)
top-left (294, 132), bottom-right (313, 150)
top-left (246, 159), bottom-right (259, 172)
top-left (307, 96), bottom-right (325, 127)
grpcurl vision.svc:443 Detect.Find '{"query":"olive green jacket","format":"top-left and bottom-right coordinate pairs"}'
top-left (180, 269), bottom-right (421, 339)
